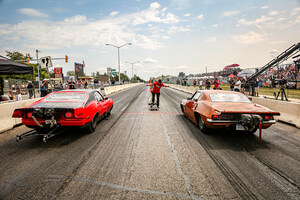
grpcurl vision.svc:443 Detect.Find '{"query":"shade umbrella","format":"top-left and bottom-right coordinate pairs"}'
top-left (230, 64), bottom-right (240, 67)
top-left (0, 59), bottom-right (33, 75)
top-left (237, 69), bottom-right (254, 78)
top-left (228, 74), bottom-right (236, 77)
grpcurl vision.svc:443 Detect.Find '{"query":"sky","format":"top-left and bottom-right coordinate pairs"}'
top-left (0, 0), bottom-right (299, 80)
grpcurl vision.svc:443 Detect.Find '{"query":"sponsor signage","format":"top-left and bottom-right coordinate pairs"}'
top-left (75, 63), bottom-right (84, 76)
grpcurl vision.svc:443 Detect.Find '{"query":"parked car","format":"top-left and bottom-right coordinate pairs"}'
top-left (12, 89), bottom-right (113, 142)
top-left (180, 90), bottom-right (280, 134)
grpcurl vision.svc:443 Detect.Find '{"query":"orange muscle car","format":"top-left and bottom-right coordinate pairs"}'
top-left (180, 90), bottom-right (280, 133)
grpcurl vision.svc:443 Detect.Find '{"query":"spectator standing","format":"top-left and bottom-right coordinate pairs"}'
top-left (193, 80), bottom-right (197, 87)
top-left (254, 77), bottom-right (259, 97)
top-left (205, 79), bottom-right (211, 90)
top-left (199, 79), bottom-right (203, 90)
top-left (234, 78), bottom-right (242, 92)
top-left (40, 79), bottom-right (48, 97)
top-left (240, 78), bottom-right (245, 94)
top-left (84, 81), bottom-right (88, 89)
top-left (229, 77), bottom-right (235, 91)
top-left (68, 78), bottom-right (76, 89)
top-left (94, 79), bottom-right (99, 89)
top-left (27, 81), bottom-right (34, 99)
top-left (213, 78), bottom-right (219, 90)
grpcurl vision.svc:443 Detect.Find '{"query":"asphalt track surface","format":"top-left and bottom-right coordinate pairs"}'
top-left (0, 84), bottom-right (299, 200)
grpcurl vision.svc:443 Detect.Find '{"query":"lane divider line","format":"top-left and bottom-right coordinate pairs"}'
top-left (160, 115), bottom-right (202, 200)
top-left (72, 177), bottom-right (192, 199)
top-left (123, 112), bottom-right (181, 115)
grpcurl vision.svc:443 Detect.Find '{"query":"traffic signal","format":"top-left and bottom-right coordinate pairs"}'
top-left (65, 55), bottom-right (68, 63)
top-left (26, 57), bottom-right (30, 64)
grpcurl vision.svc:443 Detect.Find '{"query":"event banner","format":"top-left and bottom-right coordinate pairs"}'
top-left (74, 63), bottom-right (84, 76)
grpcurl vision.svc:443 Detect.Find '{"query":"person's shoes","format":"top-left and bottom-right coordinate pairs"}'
top-left (157, 106), bottom-right (160, 108)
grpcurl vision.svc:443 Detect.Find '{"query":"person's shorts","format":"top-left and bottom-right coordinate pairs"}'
top-left (234, 88), bottom-right (240, 92)
top-left (254, 87), bottom-right (259, 92)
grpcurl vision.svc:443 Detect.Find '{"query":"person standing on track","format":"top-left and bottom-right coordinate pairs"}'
top-left (147, 79), bottom-right (169, 108)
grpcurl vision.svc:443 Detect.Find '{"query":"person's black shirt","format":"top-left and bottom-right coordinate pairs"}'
top-left (68, 81), bottom-right (76, 89)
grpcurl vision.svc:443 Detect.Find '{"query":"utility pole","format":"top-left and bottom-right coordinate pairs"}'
top-left (126, 61), bottom-right (139, 82)
top-left (36, 49), bottom-right (41, 94)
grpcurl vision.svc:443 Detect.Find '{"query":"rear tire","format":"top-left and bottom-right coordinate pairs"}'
top-left (198, 115), bottom-right (210, 134)
top-left (86, 115), bottom-right (97, 134)
top-left (247, 127), bottom-right (258, 134)
top-left (181, 105), bottom-right (186, 117)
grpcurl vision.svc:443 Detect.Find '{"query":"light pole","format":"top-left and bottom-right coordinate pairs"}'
top-left (36, 49), bottom-right (41, 94)
top-left (105, 43), bottom-right (132, 83)
top-left (126, 61), bottom-right (139, 81)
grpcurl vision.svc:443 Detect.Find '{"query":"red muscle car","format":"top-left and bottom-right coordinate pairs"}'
top-left (12, 90), bottom-right (113, 142)
top-left (180, 90), bottom-right (280, 134)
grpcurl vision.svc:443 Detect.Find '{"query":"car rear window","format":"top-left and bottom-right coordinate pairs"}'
top-left (209, 93), bottom-right (251, 103)
top-left (42, 92), bottom-right (87, 102)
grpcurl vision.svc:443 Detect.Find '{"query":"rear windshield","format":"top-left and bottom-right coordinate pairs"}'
top-left (209, 93), bottom-right (251, 103)
top-left (42, 92), bottom-right (87, 102)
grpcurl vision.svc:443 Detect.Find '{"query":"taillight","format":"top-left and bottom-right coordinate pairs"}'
top-left (264, 115), bottom-right (272, 120)
top-left (12, 109), bottom-right (23, 118)
top-left (27, 112), bottom-right (32, 118)
top-left (212, 115), bottom-right (219, 119)
top-left (65, 112), bottom-right (73, 118)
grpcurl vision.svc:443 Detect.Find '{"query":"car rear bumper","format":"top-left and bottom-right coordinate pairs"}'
top-left (22, 118), bottom-right (89, 127)
top-left (206, 119), bottom-right (276, 124)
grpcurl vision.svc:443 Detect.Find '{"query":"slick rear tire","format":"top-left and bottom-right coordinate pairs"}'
top-left (87, 115), bottom-right (97, 134)
top-left (247, 127), bottom-right (258, 134)
top-left (198, 116), bottom-right (210, 134)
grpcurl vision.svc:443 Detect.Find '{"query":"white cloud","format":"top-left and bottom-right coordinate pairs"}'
top-left (162, 7), bottom-right (168, 12)
top-left (0, 2), bottom-right (179, 50)
top-left (291, 7), bottom-right (300, 16)
top-left (205, 37), bottom-right (217, 42)
top-left (167, 25), bottom-right (190, 34)
top-left (131, 2), bottom-right (179, 25)
top-left (143, 58), bottom-right (158, 63)
top-left (184, 13), bottom-right (190, 17)
top-left (234, 31), bottom-right (267, 45)
top-left (64, 15), bottom-right (87, 24)
top-left (268, 11), bottom-right (279, 16)
top-left (261, 6), bottom-right (268, 9)
top-left (237, 15), bottom-right (273, 28)
top-left (110, 11), bottom-right (119, 17)
top-left (223, 11), bottom-right (240, 17)
top-left (197, 14), bottom-right (204, 19)
top-left (18, 8), bottom-right (48, 18)
top-left (213, 24), bottom-right (218, 28)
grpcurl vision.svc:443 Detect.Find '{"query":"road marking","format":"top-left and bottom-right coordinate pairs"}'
top-left (123, 112), bottom-right (181, 115)
top-left (72, 177), bottom-right (192, 199)
top-left (160, 115), bottom-right (202, 200)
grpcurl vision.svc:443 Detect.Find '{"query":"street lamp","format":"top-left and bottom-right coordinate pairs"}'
top-left (105, 43), bottom-right (132, 83)
top-left (126, 61), bottom-right (139, 81)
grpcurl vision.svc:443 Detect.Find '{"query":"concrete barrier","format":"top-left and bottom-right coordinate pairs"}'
top-left (0, 98), bottom-right (41, 133)
top-left (169, 84), bottom-right (197, 94)
top-left (0, 83), bottom-right (142, 133)
top-left (251, 97), bottom-right (300, 128)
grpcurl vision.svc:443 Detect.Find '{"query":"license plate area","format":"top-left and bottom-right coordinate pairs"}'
top-left (236, 124), bottom-right (245, 131)
top-left (45, 119), bottom-right (57, 125)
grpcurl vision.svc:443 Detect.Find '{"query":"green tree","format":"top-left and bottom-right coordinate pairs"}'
top-left (115, 73), bottom-right (130, 82)
top-left (67, 71), bottom-right (75, 76)
top-left (178, 72), bottom-right (185, 78)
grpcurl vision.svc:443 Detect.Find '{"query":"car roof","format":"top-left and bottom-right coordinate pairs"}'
top-left (54, 89), bottom-right (98, 94)
top-left (196, 90), bottom-right (242, 94)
